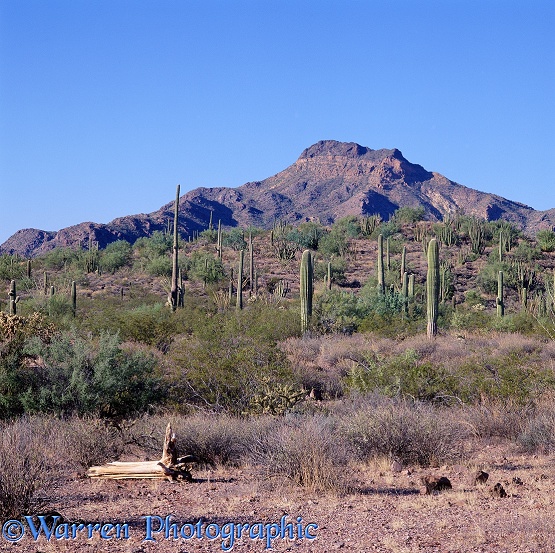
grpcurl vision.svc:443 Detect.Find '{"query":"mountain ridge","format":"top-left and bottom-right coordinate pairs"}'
top-left (2, 140), bottom-right (555, 257)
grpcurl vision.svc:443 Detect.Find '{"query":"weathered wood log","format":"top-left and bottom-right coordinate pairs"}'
top-left (87, 423), bottom-right (195, 481)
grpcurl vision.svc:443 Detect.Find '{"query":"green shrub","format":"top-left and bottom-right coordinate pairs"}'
top-left (16, 331), bottom-right (164, 418)
top-left (185, 251), bottom-right (225, 285)
top-left (222, 228), bottom-right (247, 251)
top-left (100, 240), bottom-right (133, 273)
top-left (536, 229), bottom-right (555, 253)
top-left (393, 206), bottom-right (426, 224)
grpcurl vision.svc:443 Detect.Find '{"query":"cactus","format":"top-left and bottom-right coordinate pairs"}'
top-left (217, 219), bottom-right (222, 259)
top-left (468, 217), bottom-right (485, 255)
top-left (26, 259), bottom-right (32, 278)
top-left (426, 238), bottom-right (439, 339)
top-left (377, 234), bottom-right (385, 295)
top-left (327, 261), bottom-right (332, 291)
top-left (408, 274), bottom-right (415, 298)
top-left (400, 245), bottom-right (406, 285)
top-left (71, 280), bottom-right (77, 317)
top-left (300, 250), bottom-right (313, 333)
top-left (496, 271), bottom-right (504, 317)
top-left (236, 250), bottom-right (244, 311)
top-left (169, 185), bottom-right (180, 311)
top-left (360, 214), bottom-right (381, 236)
top-left (228, 267), bottom-right (234, 304)
top-left (8, 280), bottom-right (19, 315)
top-left (208, 209), bottom-right (213, 231)
top-left (401, 271), bottom-right (409, 315)
top-left (248, 231), bottom-right (254, 296)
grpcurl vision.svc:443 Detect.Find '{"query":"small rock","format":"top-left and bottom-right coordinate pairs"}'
top-left (474, 470), bottom-right (489, 485)
top-left (390, 460), bottom-right (403, 473)
top-left (421, 475), bottom-right (452, 495)
top-left (512, 476), bottom-right (523, 485)
top-left (491, 482), bottom-right (507, 498)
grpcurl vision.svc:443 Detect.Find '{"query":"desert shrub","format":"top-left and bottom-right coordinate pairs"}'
top-left (168, 304), bottom-right (299, 412)
top-left (138, 414), bottom-right (262, 468)
top-left (315, 289), bottom-right (365, 332)
top-left (100, 240), bottom-right (133, 273)
top-left (517, 399), bottom-right (555, 453)
top-left (41, 247), bottom-right (80, 270)
top-left (17, 331), bottom-right (164, 418)
top-left (460, 399), bottom-right (532, 439)
top-left (247, 415), bottom-right (350, 492)
top-left (144, 255), bottom-right (172, 277)
top-left (113, 303), bottom-right (176, 349)
top-left (0, 254), bottom-right (28, 280)
top-left (476, 257), bottom-right (515, 295)
top-left (61, 417), bottom-right (128, 469)
top-left (134, 231), bottom-right (173, 257)
top-left (511, 241), bottom-right (542, 263)
top-left (344, 349), bottom-right (460, 403)
top-left (314, 257), bottom-right (347, 285)
top-left (340, 395), bottom-right (467, 466)
top-left (0, 418), bottom-right (50, 520)
top-left (536, 229), bottom-right (555, 252)
top-left (185, 251), bottom-right (225, 285)
top-left (286, 222), bottom-right (325, 250)
top-left (222, 228), bottom-right (247, 251)
top-left (318, 216), bottom-right (360, 258)
top-left (393, 206), bottom-right (426, 224)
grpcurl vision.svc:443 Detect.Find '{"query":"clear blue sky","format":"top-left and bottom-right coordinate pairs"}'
top-left (1, 0), bottom-right (554, 245)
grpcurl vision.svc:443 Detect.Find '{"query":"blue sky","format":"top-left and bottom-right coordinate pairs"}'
top-left (1, 0), bottom-right (554, 245)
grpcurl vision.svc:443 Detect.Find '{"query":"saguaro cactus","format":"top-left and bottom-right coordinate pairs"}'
top-left (300, 250), bottom-right (313, 333)
top-left (377, 234), bottom-right (385, 295)
top-left (426, 238), bottom-right (439, 339)
top-left (400, 245), bottom-right (406, 285)
top-left (169, 185), bottom-right (180, 311)
top-left (8, 280), bottom-right (19, 315)
top-left (327, 261), bottom-right (332, 291)
top-left (497, 271), bottom-right (504, 317)
top-left (236, 250), bottom-right (244, 311)
top-left (217, 220), bottom-right (222, 259)
top-left (71, 280), bottom-right (77, 317)
top-left (248, 231), bottom-right (254, 296)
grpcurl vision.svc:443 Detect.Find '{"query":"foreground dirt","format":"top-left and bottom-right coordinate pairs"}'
top-left (3, 440), bottom-right (554, 553)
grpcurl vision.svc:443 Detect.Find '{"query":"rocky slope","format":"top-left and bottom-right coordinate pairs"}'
top-left (2, 140), bottom-right (554, 257)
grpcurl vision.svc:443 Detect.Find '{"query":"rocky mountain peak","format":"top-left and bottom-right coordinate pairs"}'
top-left (1, 140), bottom-right (554, 257)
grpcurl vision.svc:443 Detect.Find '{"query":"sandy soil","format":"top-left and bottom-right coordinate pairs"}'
top-left (3, 439), bottom-right (554, 553)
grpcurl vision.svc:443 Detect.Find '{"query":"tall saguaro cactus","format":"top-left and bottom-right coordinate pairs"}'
top-left (236, 250), bottom-right (244, 311)
top-left (426, 238), bottom-right (439, 339)
top-left (300, 250), bottom-right (313, 333)
top-left (377, 234), bottom-right (385, 295)
top-left (8, 280), bottom-right (19, 315)
top-left (400, 245), bottom-right (406, 285)
top-left (169, 185), bottom-right (180, 311)
top-left (497, 271), bottom-right (504, 317)
top-left (71, 280), bottom-right (77, 317)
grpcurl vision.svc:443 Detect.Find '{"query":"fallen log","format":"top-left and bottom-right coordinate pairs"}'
top-left (87, 423), bottom-right (195, 481)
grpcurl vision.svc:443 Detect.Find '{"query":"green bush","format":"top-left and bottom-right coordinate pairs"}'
top-left (536, 229), bottom-right (555, 253)
top-left (185, 251), bottom-right (225, 285)
top-left (393, 206), bottom-right (426, 224)
top-left (14, 331), bottom-right (164, 418)
top-left (222, 228), bottom-right (247, 251)
top-left (100, 240), bottom-right (133, 273)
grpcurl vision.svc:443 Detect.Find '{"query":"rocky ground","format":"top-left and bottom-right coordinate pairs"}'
top-left (3, 440), bottom-right (554, 553)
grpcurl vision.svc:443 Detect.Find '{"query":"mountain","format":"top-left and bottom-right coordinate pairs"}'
top-left (2, 140), bottom-right (555, 257)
